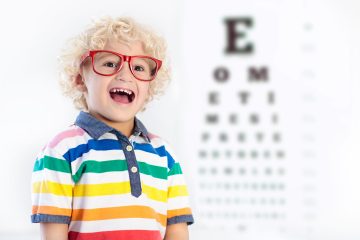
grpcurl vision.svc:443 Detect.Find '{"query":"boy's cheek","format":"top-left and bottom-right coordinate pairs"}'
top-left (143, 83), bottom-right (152, 98)
top-left (76, 84), bottom-right (87, 93)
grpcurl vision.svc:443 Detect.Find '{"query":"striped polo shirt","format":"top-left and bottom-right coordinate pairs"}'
top-left (31, 111), bottom-right (194, 240)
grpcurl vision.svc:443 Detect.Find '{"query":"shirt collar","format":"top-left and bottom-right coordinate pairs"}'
top-left (75, 111), bottom-right (150, 142)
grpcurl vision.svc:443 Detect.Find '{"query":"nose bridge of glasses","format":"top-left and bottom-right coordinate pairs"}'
top-left (121, 55), bottom-right (132, 71)
top-left (116, 55), bottom-right (134, 80)
top-left (123, 55), bottom-right (131, 63)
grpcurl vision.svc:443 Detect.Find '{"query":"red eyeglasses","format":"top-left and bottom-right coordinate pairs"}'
top-left (80, 50), bottom-right (162, 81)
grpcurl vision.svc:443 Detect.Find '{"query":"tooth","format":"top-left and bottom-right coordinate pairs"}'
top-left (110, 88), bottom-right (133, 95)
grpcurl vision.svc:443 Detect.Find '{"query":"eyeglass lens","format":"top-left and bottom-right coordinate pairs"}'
top-left (93, 52), bottom-right (157, 80)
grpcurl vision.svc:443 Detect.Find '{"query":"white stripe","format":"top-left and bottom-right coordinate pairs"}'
top-left (135, 150), bottom-right (167, 168)
top-left (79, 149), bottom-right (125, 162)
top-left (148, 137), bottom-right (165, 148)
top-left (76, 171), bottom-right (129, 184)
top-left (32, 193), bottom-right (72, 209)
top-left (168, 173), bottom-right (187, 187)
top-left (98, 132), bottom-right (118, 140)
top-left (167, 196), bottom-right (191, 211)
top-left (32, 169), bottom-right (74, 185)
top-left (141, 173), bottom-right (168, 191)
top-left (37, 148), bottom-right (65, 160)
top-left (69, 218), bottom-right (164, 233)
top-left (72, 194), bottom-right (167, 215)
top-left (130, 135), bottom-right (148, 144)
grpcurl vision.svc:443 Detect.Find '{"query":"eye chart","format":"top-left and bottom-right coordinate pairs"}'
top-left (179, 0), bottom-right (360, 239)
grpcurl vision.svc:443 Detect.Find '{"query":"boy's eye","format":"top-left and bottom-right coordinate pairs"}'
top-left (133, 65), bottom-right (145, 72)
top-left (103, 62), bottom-right (118, 68)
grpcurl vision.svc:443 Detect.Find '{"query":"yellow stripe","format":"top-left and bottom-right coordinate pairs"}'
top-left (32, 181), bottom-right (73, 196)
top-left (73, 182), bottom-right (131, 197)
top-left (36, 180), bottom-right (172, 203)
top-left (73, 181), bottom-right (168, 202)
top-left (168, 185), bottom-right (189, 198)
top-left (142, 184), bottom-right (167, 202)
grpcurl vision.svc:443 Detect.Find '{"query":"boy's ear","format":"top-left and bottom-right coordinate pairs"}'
top-left (75, 74), bottom-right (87, 92)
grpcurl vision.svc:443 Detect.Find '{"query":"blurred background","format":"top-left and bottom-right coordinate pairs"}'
top-left (1, 0), bottom-right (360, 239)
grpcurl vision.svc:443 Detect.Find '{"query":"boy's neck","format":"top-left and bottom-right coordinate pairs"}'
top-left (89, 111), bottom-right (135, 138)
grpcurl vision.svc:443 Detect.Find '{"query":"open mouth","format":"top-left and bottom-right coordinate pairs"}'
top-left (109, 88), bottom-right (135, 104)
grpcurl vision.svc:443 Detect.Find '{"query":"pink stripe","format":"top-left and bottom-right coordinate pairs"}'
top-left (148, 132), bottom-right (159, 140)
top-left (48, 127), bottom-right (85, 148)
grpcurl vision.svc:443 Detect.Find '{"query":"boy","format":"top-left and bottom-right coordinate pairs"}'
top-left (31, 16), bottom-right (194, 240)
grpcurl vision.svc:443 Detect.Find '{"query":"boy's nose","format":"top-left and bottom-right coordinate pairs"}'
top-left (116, 62), bottom-right (134, 81)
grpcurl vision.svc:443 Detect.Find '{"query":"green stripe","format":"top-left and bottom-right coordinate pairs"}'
top-left (138, 161), bottom-right (167, 180)
top-left (73, 160), bottom-right (168, 183)
top-left (168, 162), bottom-right (183, 176)
top-left (33, 155), bottom-right (71, 173)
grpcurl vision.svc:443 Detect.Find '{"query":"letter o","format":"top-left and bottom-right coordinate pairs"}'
top-left (214, 67), bottom-right (229, 83)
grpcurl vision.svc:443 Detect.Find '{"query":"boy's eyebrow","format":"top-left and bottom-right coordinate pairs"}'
top-left (96, 52), bottom-right (120, 61)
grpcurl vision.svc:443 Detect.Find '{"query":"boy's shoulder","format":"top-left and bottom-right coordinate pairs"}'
top-left (146, 132), bottom-right (165, 145)
top-left (146, 132), bottom-right (174, 151)
top-left (145, 132), bottom-right (179, 168)
top-left (40, 124), bottom-right (89, 155)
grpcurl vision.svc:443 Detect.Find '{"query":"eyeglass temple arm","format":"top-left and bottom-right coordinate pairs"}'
top-left (157, 60), bottom-right (162, 69)
top-left (80, 52), bottom-right (91, 63)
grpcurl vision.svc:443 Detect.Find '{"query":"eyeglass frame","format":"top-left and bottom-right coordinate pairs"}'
top-left (80, 50), bottom-right (162, 81)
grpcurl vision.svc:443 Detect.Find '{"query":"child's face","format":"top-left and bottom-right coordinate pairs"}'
top-left (80, 40), bottom-right (151, 125)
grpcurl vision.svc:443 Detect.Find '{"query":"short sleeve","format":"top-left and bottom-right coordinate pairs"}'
top-left (166, 145), bottom-right (194, 225)
top-left (31, 145), bottom-right (74, 224)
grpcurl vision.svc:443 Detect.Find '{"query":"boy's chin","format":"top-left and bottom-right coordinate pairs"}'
top-left (106, 113), bottom-right (136, 123)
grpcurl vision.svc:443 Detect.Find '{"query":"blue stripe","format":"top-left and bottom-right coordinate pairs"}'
top-left (167, 214), bottom-right (194, 225)
top-left (166, 151), bottom-right (175, 169)
top-left (31, 214), bottom-right (70, 224)
top-left (133, 142), bottom-right (166, 156)
top-left (63, 139), bottom-right (120, 162)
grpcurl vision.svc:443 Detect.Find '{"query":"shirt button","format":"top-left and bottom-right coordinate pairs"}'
top-left (126, 145), bottom-right (133, 151)
top-left (131, 166), bottom-right (138, 173)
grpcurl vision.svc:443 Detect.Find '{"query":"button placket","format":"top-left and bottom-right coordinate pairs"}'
top-left (112, 131), bottom-right (142, 197)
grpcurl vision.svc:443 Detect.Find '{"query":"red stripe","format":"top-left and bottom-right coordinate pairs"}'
top-left (69, 230), bottom-right (162, 240)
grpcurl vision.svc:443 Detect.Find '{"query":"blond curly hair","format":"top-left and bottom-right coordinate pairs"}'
top-left (58, 16), bottom-right (170, 110)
